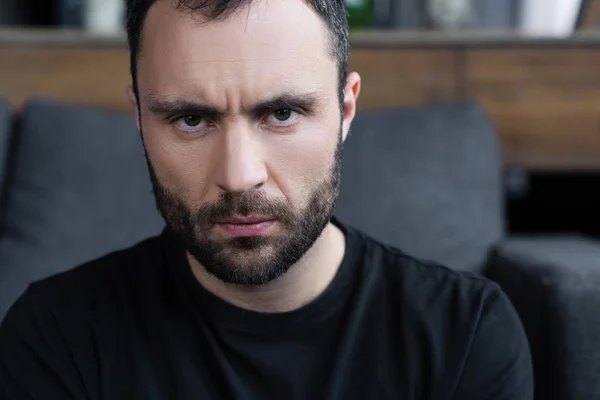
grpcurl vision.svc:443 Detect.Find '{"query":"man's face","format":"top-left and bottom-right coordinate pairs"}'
top-left (132, 0), bottom-right (356, 285)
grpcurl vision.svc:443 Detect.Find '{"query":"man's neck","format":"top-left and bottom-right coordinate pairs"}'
top-left (186, 222), bottom-right (346, 313)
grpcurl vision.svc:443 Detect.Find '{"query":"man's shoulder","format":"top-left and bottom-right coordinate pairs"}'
top-left (350, 226), bottom-right (532, 396)
top-left (11, 234), bottom-right (167, 319)
top-left (346, 224), bottom-right (507, 333)
top-left (348, 224), bottom-right (499, 300)
top-left (380, 244), bottom-right (503, 321)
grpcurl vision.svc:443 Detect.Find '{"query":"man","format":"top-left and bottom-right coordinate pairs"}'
top-left (0, 0), bottom-right (533, 398)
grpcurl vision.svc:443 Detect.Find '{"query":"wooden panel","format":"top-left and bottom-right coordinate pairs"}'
top-left (0, 46), bottom-right (458, 112)
top-left (466, 48), bottom-right (600, 170)
top-left (0, 46), bottom-right (131, 111)
top-left (349, 49), bottom-right (457, 110)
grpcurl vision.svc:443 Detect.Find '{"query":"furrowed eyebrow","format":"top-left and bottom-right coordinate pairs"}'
top-left (143, 91), bottom-right (325, 119)
top-left (248, 93), bottom-right (324, 116)
top-left (144, 97), bottom-right (223, 120)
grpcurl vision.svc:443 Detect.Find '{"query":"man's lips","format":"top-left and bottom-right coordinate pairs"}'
top-left (216, 216), bottom-right (277, 237)
top-left (217, 216), bottom-right (273, 224)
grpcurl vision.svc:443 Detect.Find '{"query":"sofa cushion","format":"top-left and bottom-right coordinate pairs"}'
top-left (488, 236), bottom-right (600, 400)
top-left (334, 100), bottom-right (504, 272)
top-left (0, 99), bottom-right (13, 219)
top-left (0, 98), bottom-right (164, 319)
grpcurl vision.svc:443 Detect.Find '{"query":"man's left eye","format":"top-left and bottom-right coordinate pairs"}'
top-left (268, 109), bottom-right (298, 124)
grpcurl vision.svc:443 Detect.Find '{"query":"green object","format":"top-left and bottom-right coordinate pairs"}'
top-left (345, 0), bottom-right (374, 30)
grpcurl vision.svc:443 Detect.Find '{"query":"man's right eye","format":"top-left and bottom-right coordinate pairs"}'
top-left (173, 115), bottom-right (208, 133)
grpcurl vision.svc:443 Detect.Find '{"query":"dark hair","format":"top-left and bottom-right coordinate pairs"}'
top-left (126, 0), bottom-right (349, 103)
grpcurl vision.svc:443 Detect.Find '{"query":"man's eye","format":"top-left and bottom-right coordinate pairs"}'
top-left (267, 109), bottom-right (299, 125)
top-left (174, 115), bottom-right (207, 132)
top-left (274, 109), bottom-right (292, 121)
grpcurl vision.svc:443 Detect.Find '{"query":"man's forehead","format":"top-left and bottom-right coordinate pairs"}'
top-left (141, 0), bottom-right (331, 58)
top-left (137, 0), bottom-right (337, 100)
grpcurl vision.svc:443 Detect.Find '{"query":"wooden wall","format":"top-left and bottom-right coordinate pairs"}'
top-left (465, 48), bottom-right (600, 170)
top-left (2, 30), bottom-right (600, 171)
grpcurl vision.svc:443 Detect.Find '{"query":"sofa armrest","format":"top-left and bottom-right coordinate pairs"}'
top-left (486, 235), bottom-right (600, 400)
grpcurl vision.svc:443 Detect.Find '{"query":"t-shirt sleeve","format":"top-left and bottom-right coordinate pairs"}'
top-left (0, 288), bottom-right (89, 399)
top-left (452, 286), bottom-right (534, 400)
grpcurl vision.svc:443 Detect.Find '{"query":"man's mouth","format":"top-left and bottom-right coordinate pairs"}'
top-left (218, 216), bottom-right (273, 224)
top-left (216, 216), bottom-right (277, 237)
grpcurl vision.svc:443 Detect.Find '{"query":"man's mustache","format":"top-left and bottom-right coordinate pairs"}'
top-left (195, 191), bottom-right (294, 224)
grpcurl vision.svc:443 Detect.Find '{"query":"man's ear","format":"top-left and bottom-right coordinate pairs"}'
top-left (341, 72), bottom-right (361, 143)
top-left (127, 85), bottom-right (141, 131)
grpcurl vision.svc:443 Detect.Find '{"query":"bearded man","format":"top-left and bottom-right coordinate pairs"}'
top-left (0, 0), bottom-right (533, 398)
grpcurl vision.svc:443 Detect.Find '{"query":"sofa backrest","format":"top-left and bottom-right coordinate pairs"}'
top-left (0, 99), bottom-right (14, 229)
top-left (0, 97), bottom-right (505, 318)
top-left (0, 98), bottom-right (165, 319)
top-left (334, 100), bottom-right (505, 272)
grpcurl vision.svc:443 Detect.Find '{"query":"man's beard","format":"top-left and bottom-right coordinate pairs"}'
top-left (145, 131), bottom-right (343, 286)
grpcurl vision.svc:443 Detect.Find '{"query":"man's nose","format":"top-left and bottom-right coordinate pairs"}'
top-left (215, 123), bottom-right (268, 194)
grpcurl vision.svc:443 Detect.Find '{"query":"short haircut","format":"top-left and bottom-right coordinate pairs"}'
top-left (126, 0), bottom-right (350, 103)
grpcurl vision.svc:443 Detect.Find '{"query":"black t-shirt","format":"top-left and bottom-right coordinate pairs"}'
top-left (0, 220), bottom-right (533, 399)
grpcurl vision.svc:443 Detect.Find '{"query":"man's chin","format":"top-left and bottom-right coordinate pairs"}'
top-left (190, 243), bottom-right (290, 285)
top-left (205, 258), bottom-right (287, 286)
top-left (219, 244), bottom-right (279, 264)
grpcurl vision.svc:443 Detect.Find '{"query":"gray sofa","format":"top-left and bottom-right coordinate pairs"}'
top-left (0, 97), bottom-right (599, 399)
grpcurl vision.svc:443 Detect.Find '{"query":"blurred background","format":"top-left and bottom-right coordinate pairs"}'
top-left (1, 0), bottom-right (597, 34)
top-left (2, 0), bottom-right (600, 239)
